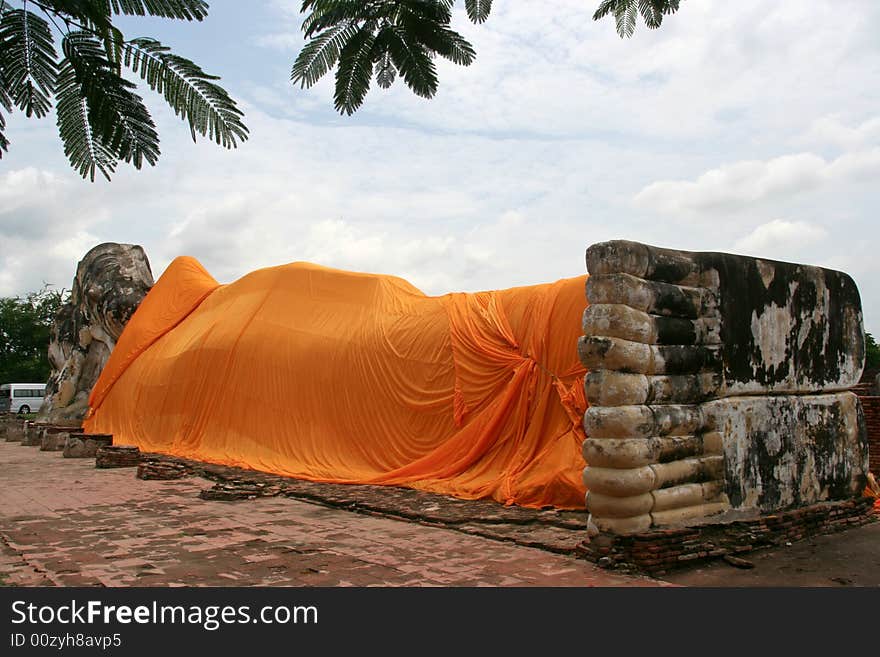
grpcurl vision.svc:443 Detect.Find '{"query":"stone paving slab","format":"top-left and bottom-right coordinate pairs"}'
top-left (0, 442), bottom-right (667, 587)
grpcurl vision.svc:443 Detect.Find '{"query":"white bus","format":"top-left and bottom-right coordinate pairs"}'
top-left (0, 383), bottom-right (47, 415)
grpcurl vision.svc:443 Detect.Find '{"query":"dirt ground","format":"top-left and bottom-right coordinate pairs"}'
top-left (1, 440), bottom-right (877, 587)
top-left (663, 520), bottom-right (880, 587)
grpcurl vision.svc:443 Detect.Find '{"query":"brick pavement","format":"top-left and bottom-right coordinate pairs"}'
top-left (0, 441), bottom-right (667, 587)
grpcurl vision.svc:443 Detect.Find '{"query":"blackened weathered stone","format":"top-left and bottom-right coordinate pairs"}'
top-left (39, 243), bottom-right (153, 423)
top-left (707, 255), bottom-right (864, 394)
top-left (586, 241), bottom-right (865, 394)
top-left (709, 392), bottom-right (867, 511)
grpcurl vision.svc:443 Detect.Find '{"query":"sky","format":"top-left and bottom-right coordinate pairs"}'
top-left (2, 0), bottom-right (880, 332)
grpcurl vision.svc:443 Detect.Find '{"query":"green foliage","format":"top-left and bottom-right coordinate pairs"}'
top-left (0, 286), bottom-right (68, 384)
top-left (292, 0), bottom-right (477, 115)
top-left (125, 38), bottom-right (249, 148)
top-left (0, 9), bottom-right (58, 118)
top-left (0, 0), bottom-right (247, 181)
top-left (292, 0), bottom-right (685, 114)
top-left (593, 0), bottom-right (683, 38)
top-left (866, 332), bottom-right (880, 371)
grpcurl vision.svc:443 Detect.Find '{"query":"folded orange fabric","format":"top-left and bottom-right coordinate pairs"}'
top-left (85, 257), bottom-right (589, 508)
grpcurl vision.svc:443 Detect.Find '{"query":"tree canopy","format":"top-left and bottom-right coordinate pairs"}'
top-left (866, 332), bottom-right (880, 371)
top-left (291, 0), bottom-right (685, 115)
top-left (0, 0), bottom-right (248, 181)
top-left (0, 285), bottom-right (66, 383)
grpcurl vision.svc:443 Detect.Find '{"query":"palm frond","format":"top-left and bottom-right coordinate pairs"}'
top-left (125, 37), bottom-right (248, 148)
top-left (638, 0), bottom-right (663, 28)
top-left (62, 31), bottom-right (160, 176)
top-left (0, 89), bottom-right (11, 157)
top-left (594, 0), bottom-right (684, 37)
top-left (55, 58), bottom-right (117, 181)
top-left (615, 2), bottom-right (638, 38)
top-left (374, 51), bottom-right (396, 89)
top-left (291, 22), bottom-right (359, 89)
top-left (0, 9), bottom-right (58, 118)
top-left (301, 0), bottom-right (373, 38)
top-left (333, 25), bottom-right (376, 115)
top-left (464, 0), bottom-right (492, 24)
top-left (592, 0), bottom-right (618, 21)
top-left (296, 0), bottom-right (474, 111)
top-left (397, 4), bottom-right (475, 66)
top-left (384, 25), bottom-right (438, 100)
top-left (106, 0), bottom-right (209, 21)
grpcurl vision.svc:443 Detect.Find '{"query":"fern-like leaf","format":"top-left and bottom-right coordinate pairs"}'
top-left (301, 0), bottom-right (373, 38)
top-left (384, 25), bottom-right (438, 100)
top-left (0, 9), bottom-right (58, 118)
top-left (292, 22), bottom-right (359, 88)
top-left (0, 88), bottom-right (11, 157)
top-left (464, 0), bottom-right (492, 24)
top-left (106, 0), bottom-right (209, 21)
top-left (293, 0), bottom-right (489, 112)
top-left (374, 51), bottom-right (396, 89)
top-left (592, 0), bottom-right (618, 21)
top-left (614, 2), bottom-right (637, 38)
top-left (61, 31), bottom-right (160, 176)
top-left (125, 37), bottom-right (248, 148)
top-left (333, 26), bottom-right (376, 115)
top-left (55, 58), bottom-right (117, 181)
top-left (638, 0), bottom-right (663, 28)
top-left (397, 4), bottom-right (475, 66)
top-left (594, 0), bottom-right (684, 37)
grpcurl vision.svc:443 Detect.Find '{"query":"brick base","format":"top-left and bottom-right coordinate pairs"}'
top-left (136, 459), bottom-right (193, 480)
top-left (576, 498), bottom-right (877, 575)
top-left (95, 445), bottom-right (140, 468)
top-left (858, 395), bottom-right (880, 474)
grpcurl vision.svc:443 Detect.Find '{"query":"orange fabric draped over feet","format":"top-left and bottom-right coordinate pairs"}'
top-left (84, 257), bottom-right (589, 509)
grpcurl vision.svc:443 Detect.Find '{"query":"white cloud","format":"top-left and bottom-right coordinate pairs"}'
top-left (734, 219), bottom-right (828, 255)
top-left (255, 32), bottom-right (303, 51)
top-left (634, 149), bottom-right (880, 215)
top-left (799, 115), bottom-right (880, 150)
top-left (0, 168), bottom-right (109, 295)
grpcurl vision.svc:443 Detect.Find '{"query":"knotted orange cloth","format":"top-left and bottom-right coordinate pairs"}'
top-left (85, 257), bottom-right (589, 508)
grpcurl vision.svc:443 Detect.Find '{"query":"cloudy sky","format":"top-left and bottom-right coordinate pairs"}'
top-left (2, 0), bottom-right (880, 332)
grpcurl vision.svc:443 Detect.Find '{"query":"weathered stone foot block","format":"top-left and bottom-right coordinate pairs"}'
top-left (580, 240), bottom-right (868, 535)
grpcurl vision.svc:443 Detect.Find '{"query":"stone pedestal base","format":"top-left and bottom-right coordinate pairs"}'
top-left (21, 424), bottom-right (43, 446)
top-left (40, 431), bottom-right (70, 451)
top-left (4, 422), bottom-right (24, 442)
top-left (136, 460), bottom-right (192, 480)
top-left (96, 445), bottom-right (140, 468)
top-left (64, 433), bottom-right (113, 458)
top-left (199, 482), bottom-right (282, 501)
